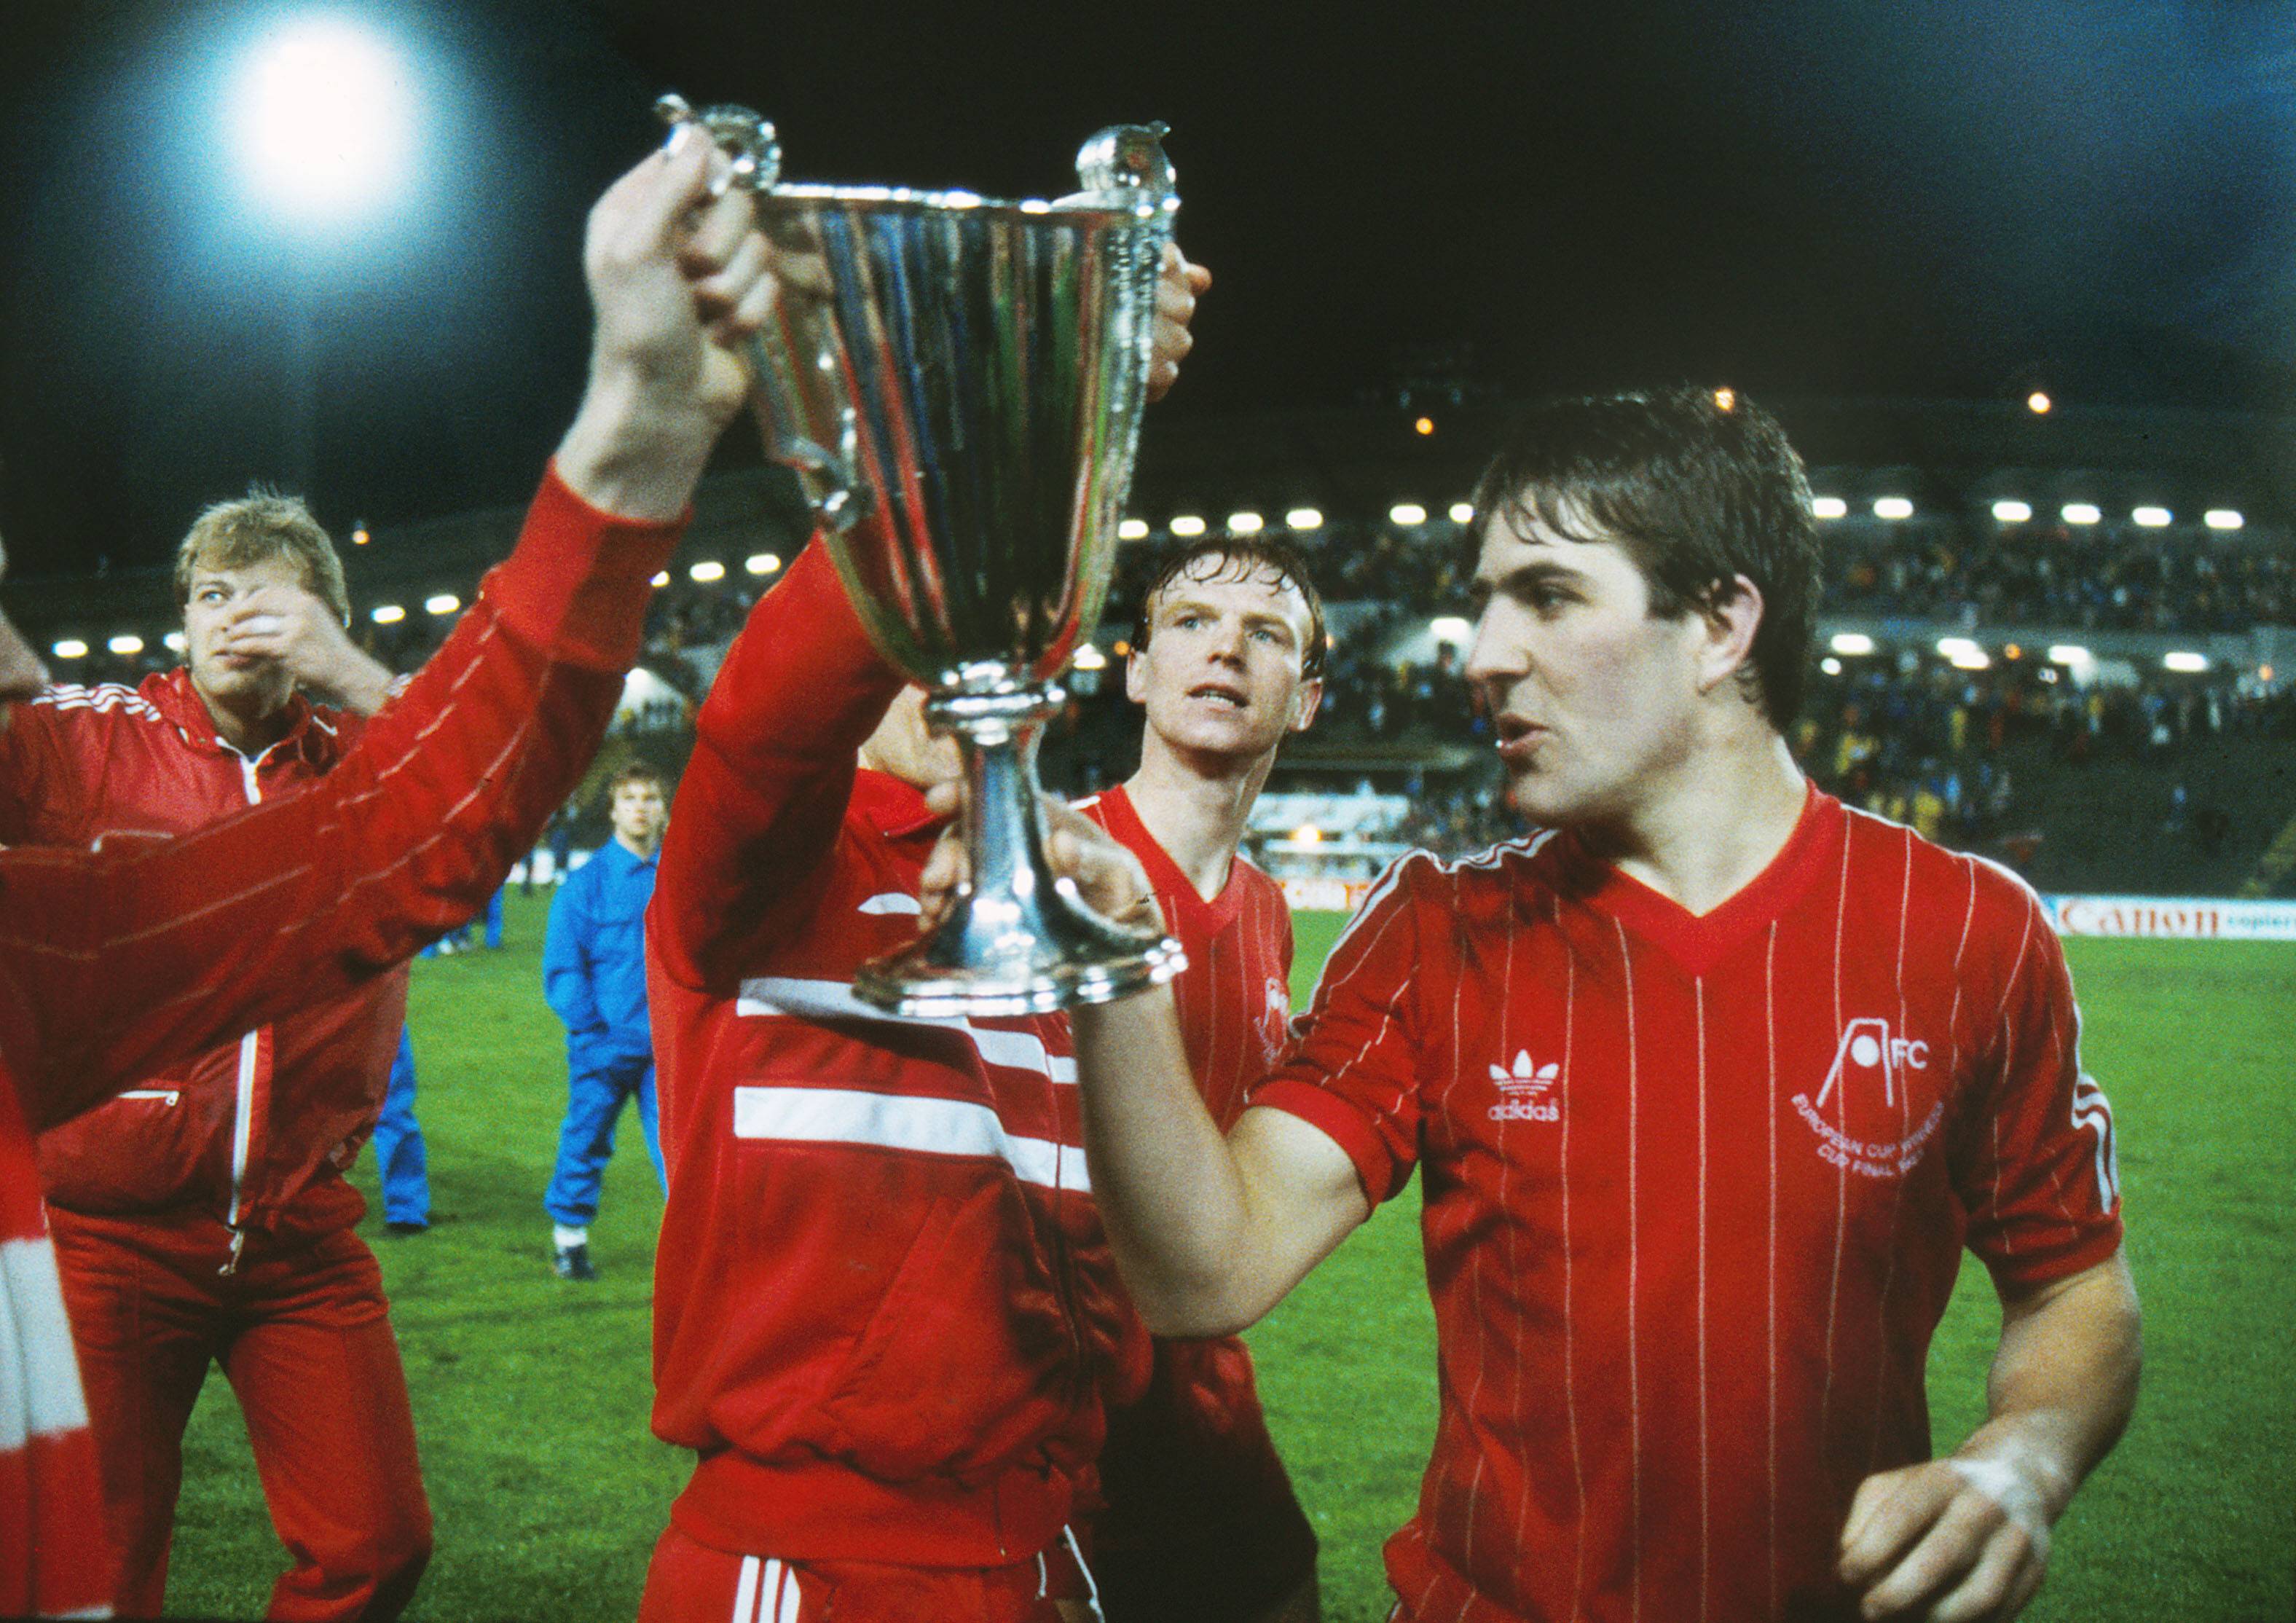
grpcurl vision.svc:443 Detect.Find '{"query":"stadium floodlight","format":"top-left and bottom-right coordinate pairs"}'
top-left (164, 632), bottom-right (187, 653)
top-left (1389, 503), bottom-right (1428, 527)
top-left (1812, 496), bottom-right (1848, 519)
top-left (2203, 509), bottom-right (2244, 531)
top-left (1820, 657), bottom-right (1841, 675)
top-left (1117, 519), bottom-right (1149, 541)
top-left (2026, 391), bottom-right (2052, 415)
top-left (744, 553), bottom-right (782, 575)
top-left (107, 634), bottom-right (144, 656)
top-left (1168, 514), bottom-right (1207, 538)
top-left (2061, 503), bottom-right (2102, 525)
top-left (423, 593), bottom-right (460, 616)
top-left (1873, 497), bottom-right (1914, 520)
top-left (1992, 500), bottom-right (2033, 524)
top-left (1429, 616), bottom-right (1474, 647)
top-left (2131, 506), bottom-right (2172, 528)
top-left (650, 571), bottom-right (671, 588)
top-left (2048, 645), bottom-right (2091, 666)
top-left (1449, 502), bottom-right (1475, 525)
top-left (52, 640), bottom-right (88, 660)
top-left (1072, 644), bottom-right (1107, 671)
top-left (1226, 511), bottom-right (1265, 535)
top-left (1713, 387), bottom-right (1737, 412)
top-left (1283, 507), bottom-right (1324, 531)
top-left (689, 560), bottom-right (726, 583)
top-left (1935, 636), bottom-right (1981, 660)
top-left (233, 17), bottom-right (414, 221)
top-left (2163, 651), bottom-right (2209, 673)
top-left (1829, 632), bottom-right (1876, 656)
top-left (371, 603), bottom-right (405, 625)
top-left (1949, 647), bottom-right (1992, 671)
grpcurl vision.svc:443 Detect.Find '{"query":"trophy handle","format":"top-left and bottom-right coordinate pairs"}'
top-left (654, 94), bottom-right (873, 535)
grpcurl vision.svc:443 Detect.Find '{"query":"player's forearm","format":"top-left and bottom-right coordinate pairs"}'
top-left (1961, 1253), bottom-right (2142, 1520)
top-left (1072, 989), bottom-right (1274, 1335)
top-left (552, 368), bottom-right (723, 524)
top-left (312, 649), bottom-right (396, 718)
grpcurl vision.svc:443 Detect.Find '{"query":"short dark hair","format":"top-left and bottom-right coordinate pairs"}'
top-left (1469, 385), bottom-right (1820, 725)
top-left (1131, 537), bottom-right (1328, 680)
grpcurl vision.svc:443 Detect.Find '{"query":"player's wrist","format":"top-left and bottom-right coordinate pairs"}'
top-left (555, 366), bottom-right (719, 522)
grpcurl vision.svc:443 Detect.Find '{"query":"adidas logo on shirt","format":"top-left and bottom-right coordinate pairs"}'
top-left (1487, 1049), bottom-right (1561, 1123)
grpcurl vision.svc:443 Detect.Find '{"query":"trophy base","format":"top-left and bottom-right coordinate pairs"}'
top-left (854, 924), bottom-right (1187, 1018)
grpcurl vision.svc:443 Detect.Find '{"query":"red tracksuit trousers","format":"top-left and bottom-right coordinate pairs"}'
top-left (49, 1208), bottom-right (431, 1621)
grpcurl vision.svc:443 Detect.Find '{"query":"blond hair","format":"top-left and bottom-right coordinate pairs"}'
top-left (173, 488), bottom-right (350, 626)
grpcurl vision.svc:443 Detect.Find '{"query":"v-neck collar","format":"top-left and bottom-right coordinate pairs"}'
top-left (1554, 784), bottom-right (1842, 976)
top-left (1098, 783), bottom-right (1247, 938)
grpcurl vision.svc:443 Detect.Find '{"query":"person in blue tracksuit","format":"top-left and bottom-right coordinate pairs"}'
top-left (371, 1027), bottom-right (430, 1233)
top-left (540, 765), bottom-right (669, 1280)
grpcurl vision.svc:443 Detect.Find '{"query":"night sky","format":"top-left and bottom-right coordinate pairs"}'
top-left (2, 0), bottom-right (2290, 578)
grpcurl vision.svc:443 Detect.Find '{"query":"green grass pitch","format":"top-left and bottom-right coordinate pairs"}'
top-left (155, 895), bottom-right (2294, 1621)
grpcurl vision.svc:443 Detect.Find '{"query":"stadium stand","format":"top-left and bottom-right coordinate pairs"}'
top-left (17, 399), bottom-right (2292, 895)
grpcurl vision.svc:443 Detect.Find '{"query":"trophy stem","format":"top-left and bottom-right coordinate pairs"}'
top-left (853, 685), bottom-right (1185, 1017)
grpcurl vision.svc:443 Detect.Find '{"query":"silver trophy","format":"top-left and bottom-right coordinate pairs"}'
top-left (659, 95), bottom-right (1186, 1017)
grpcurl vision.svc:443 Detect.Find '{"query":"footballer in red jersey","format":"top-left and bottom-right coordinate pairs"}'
top-left (1042, 388), bottom-right (2139, 1623)
top-left (1075, 536), bottom-right (1326, 1623)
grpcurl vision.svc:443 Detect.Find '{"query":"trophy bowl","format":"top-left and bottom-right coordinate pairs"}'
top-left (660, 95), bottom-right (1187, 1017)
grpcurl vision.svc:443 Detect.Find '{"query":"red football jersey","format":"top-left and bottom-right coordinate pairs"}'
top-left (1253, 790), bottom-right (2121, 1623)
top-left (1080, 785), bottom-right (1294, 1131)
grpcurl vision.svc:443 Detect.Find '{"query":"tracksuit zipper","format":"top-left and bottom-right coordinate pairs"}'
top-left (219, 741), bottom-right (276, 1276)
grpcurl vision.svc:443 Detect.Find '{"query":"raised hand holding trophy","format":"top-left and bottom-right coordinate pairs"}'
top-left (658, 95), bottom-right (1186, 1016)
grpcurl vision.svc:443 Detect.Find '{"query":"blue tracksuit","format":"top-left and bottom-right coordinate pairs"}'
top-left (371, 1026), bottom-right (429, 1227)
top-left (540, 840), bottom-right (666, 1227)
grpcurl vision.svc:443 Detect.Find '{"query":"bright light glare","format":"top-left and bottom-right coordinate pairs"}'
top-left (52, 640), bottom-right (87, 660)
top-left (1117, 519), bottom-right (1149, 541)
top-left (1820, 657), bottom-right (1841, 675)
top-left (424, 593), bottom-right (459, 616)
top-left (1292, 825), bottom-right (1323, 845)
top-left (650, 571), bottom-right (670, 588)
top-left (744, 553), bottom-right (782, 575)
top-left (371, 604), bottom-right (405, 624)
top-left (1226, 511), bottom-right (1265, 535)
top-left (235, 19), bottom-right (414, 217)
top-left (2131, 506), bottom-right (2172, 528)
top-left (1283, 508), bottom-right (1324, 531)
top-left (108, 634), bottom-right (144, 656)
top-left (1873, 497), bottom-right (1914, 520)
top-left (1072, 644), bottom-right (1107, 672)
top-left (2048, 645), bottom-right (2091, 666)
top-left (1935, 637), bottom-right (1981, 659)
top-left (1992, 500), bottom-right (2032, 523)
top-left (2163, 651), bottom-right (2209, 673)
top-left (164, 632), bottom-right (187, 652)
top-left (1429, 616), bottom-right (1474, 646)
top-left (1449, 502), bottom-right (1474, 524)
top-left (689, 560), bottom-right (726, 583)
top-left (1812, 496), bottom-right (1847, 520)
top-left (1949, 648), bottom-right (1992, 670)
top-left (2061, 503), bottom-right (2102, 525)
top-left (2203, 509), bottom-right (2244, 531)
top-left (1389, 503), bottom-right (1428, 526)
top-left (2027, 391), bottom-right (2052, 414)
top-left (1830, 632), bottom-right (1875, 656)
top-left (1168, 514), bottom-right (1207, 538)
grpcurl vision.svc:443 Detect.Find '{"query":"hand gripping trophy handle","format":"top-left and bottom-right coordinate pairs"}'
top-left (656, 95), bottom-right (1187, 1016)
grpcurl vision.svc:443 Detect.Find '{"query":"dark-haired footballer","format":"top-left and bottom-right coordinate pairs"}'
top-left (1049, 387), bottom-right (2139, 1623)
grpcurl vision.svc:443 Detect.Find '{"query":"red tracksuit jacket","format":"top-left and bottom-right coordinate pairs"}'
top-left (0, 467), bottom-right (680, 1618)
top-left (647, 541), bottom-right (1148, 1572)
top-left (0, 667), bottom-right (411, 1244)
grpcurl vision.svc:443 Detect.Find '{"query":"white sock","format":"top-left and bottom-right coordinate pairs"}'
top-left (553, 1225), bottom-right (589, 1250)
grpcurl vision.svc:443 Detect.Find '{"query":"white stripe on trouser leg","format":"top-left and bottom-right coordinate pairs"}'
top-left (733, 1555), bottom-right (760, 1623)
top-left (1061, 1526), bottom-right (1105, 1623)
